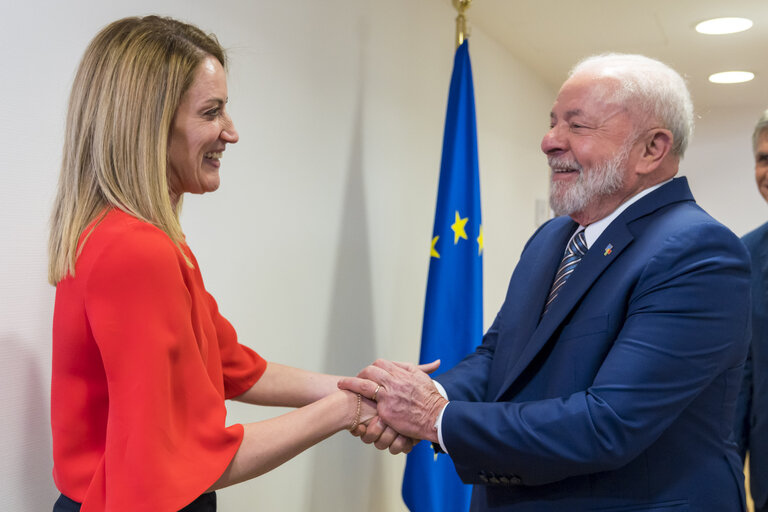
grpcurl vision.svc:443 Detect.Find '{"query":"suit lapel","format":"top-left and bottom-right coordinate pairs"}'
top-left (493, 177), bottom-right (694, 401)
top-left (488, 219), bottom-right (576, 392)
top-left (523, 220), bottom-right (579, 333)
top-left (493, 222), bottom-right (634, 400)
top-left (543, 222), bottom-right (633, 327)
top-left (758, 225), bottom-right (768, 309)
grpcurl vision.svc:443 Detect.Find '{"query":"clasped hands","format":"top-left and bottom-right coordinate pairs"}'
top-left (338, 359), bottom-right (447, 454)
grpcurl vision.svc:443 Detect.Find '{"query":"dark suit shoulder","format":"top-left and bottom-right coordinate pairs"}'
top-left (626, 192), bottom-right (742, 247)
top-left (526, 216), bottom-right (575, 243)
top-left (742, 221), bottom-right (768, 252)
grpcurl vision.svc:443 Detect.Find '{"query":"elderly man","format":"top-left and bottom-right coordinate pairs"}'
top-left (342, 54), bottom-right (751, 511)
top-left (734, 110), bottom-right (768, 512)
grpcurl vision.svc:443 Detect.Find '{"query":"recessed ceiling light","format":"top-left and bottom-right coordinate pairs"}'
top-left (695, 17), bottom-right (753, 35)
top-left (708, 71), bottom-right (755, 84)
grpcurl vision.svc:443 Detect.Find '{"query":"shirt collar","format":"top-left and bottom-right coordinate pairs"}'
top-left (580, 179), bottom-right (672, 249)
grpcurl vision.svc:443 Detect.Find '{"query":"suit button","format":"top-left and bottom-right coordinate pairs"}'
top-left (509, 475), bottom-right (522, 485)
top-left (499, 476), bottom-right (510, 486)
top-left (478, 472), bottom-right (489, 484)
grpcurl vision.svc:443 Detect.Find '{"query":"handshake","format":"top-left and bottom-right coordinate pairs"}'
top-left (337, 359), bottom-right (447, 455)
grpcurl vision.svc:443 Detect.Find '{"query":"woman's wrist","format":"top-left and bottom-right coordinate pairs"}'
top-left (334, 390), bottom-right (362, 431)
top-left (348, 392), bottom-right (362, 431)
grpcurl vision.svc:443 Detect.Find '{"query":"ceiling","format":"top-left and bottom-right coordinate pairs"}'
top-left (467, 0), bottom-right (768, 115)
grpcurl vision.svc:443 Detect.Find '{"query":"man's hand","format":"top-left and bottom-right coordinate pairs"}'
top-left (338, 359), bottom-right (446, 443)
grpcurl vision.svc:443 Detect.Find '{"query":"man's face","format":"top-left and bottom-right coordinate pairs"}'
top-left (755, 130), bottom-right (768, 203)
top-left (541, 73), bottom-right (639, 225)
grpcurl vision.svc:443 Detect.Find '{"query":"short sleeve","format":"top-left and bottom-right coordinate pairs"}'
top-left (82, 225), bottom-right (244, 511)
top-left (204, 291), bottom-right (267, 398)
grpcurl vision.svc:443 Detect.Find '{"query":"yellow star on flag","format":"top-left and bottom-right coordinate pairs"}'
top-left (477, 225), bottom-right (484, 255)
top-left (430, 236), bottom-right (440, 259)
top-left (451, 211), bottom-right (468, 244)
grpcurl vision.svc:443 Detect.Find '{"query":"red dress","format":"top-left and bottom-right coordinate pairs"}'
top-left (51, 209), bottom-right (267, 511)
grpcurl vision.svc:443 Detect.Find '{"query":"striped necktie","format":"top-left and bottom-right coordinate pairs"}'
top-left (543, 230), bottom-right (587, 313)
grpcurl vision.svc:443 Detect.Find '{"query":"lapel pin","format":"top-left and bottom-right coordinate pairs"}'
top-left (603, 244), bottom-right (613, 256)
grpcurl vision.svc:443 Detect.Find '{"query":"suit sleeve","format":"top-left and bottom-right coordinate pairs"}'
top-left (441, 222), bottom-right (751, 486)
top-left (83, 226), bottom-right (247, 511)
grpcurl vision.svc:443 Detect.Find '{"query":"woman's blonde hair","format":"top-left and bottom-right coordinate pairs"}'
top-left (48, 16), bottom-right (226, 285)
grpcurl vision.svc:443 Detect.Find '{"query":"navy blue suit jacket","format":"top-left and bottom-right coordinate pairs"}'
top-left (436, 178), bottom-right (751, 511)
top-left (734, 221), bottom-right (768, 510)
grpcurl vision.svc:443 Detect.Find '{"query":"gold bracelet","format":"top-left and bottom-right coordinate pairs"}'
top-left (348, 393), bottom-right (362, 431)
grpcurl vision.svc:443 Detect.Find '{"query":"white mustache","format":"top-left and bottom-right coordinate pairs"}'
top-left (548, 156), bottom-right (583, 172)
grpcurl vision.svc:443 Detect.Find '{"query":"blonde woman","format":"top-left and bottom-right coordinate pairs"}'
top-left (49, 16), bottom-right (413, 512)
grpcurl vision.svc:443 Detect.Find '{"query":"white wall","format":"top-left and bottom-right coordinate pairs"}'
top-left (0, 1), bottom-right (553, 511)
top-left (684, 105), bottom-right (768, 237)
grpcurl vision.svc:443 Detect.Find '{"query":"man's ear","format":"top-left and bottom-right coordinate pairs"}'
top-left (637, 128), bottom-right (673, 175)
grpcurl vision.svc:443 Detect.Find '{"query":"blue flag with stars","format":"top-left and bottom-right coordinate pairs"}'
top-left (402, 40), bottom-right (482, 512)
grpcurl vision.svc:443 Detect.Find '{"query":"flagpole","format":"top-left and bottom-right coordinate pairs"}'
top-left (453, 0), bottom-right (472, 49)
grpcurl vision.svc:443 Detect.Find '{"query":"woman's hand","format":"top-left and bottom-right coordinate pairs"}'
top-left (354, 416), bottom-right (416, 454)
top-left (338, 359), bottom-right (445, 443)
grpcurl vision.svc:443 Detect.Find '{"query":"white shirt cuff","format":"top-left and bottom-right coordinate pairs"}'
top-left (433, 380), bottom-right (448, 399)
top-left (432, 380), bottom-right (449, 454)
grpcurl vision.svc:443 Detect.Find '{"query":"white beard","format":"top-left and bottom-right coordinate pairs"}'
top-left (548, 144), bottom-right (629, 217)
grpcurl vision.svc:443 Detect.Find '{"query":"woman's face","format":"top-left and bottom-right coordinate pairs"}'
top-left (167, 56), bottom-right (238, 203)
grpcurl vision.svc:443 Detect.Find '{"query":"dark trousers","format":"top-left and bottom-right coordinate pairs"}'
top-left (53, 491), bottom-right (216, 511)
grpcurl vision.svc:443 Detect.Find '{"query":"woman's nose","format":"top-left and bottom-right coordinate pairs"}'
top-left (221, 115), bottom-right (239, 144)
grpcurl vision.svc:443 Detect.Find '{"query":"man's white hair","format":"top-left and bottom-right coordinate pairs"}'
top-left (570, 53), bottom-right (694, 157)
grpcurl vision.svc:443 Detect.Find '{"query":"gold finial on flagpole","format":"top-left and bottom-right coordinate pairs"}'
top-left (453, 0), bottom-right (472, 49)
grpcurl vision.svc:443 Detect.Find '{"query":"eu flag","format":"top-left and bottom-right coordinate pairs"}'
top-left (402, 40), bottom-right (482, 512)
